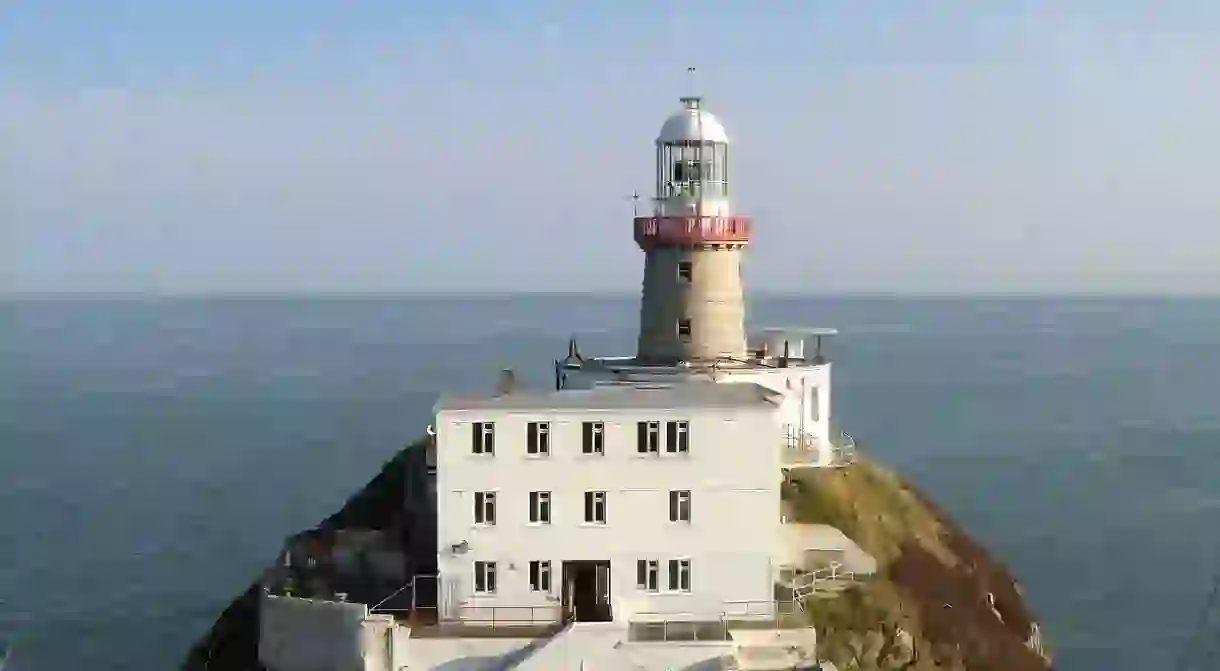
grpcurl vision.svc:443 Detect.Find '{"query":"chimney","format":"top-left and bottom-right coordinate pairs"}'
top-left (494, 369), bottom-right (517, 396)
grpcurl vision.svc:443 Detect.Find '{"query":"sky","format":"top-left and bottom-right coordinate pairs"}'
top-left (3, 0), bottom-right (1220, 295)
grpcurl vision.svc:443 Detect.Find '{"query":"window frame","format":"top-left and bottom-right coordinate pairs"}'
top-left (472, 421), bottom-right (496, 455)
top-left (677, 318), bottom-right (692, 339)
top-left (669, 489), bottom-right (692, 523)
top-left (474, 560), bottom-right (497, 594)
top-left (637, 421), bottom-right (660, 454)
top-left (529, 491), bottom-right (552, 524)
top-left (529, 560), bottom-right (552, 593)
top-left (665, 420), bottom-right (689, 454)
top-left (583, 490), bottom-right (607, 524)
top-left (474, 491), bottom-right (497, 525)
top-left (677, 261), bottom-right (693, 282)
top-left (526, 421), bottom-right (551, 456)
top-left (636, 559), bottom-right (660, 592)
top-left (581, 421), bottom-right (605, 455)
top-left (667, 558), bottom-right (692, 593)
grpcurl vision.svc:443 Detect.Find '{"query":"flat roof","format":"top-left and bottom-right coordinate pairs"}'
top-left (435, 381), bottom-right (783, 413)
top-left (759, 327), bottom-right (839, 336)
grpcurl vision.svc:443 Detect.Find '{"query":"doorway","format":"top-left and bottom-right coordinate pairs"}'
top-left (562, 560), bottom-right (612, 622)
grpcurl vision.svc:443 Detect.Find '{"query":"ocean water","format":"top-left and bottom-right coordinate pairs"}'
top-left (1, 295), bottom-right (1218, 670)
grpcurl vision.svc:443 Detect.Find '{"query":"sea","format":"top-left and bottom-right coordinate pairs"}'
top-left (1, 295), bottom-right (1218, 670)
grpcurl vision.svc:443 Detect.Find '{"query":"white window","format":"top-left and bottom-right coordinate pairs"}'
top-left (529, 560), bottom-right (551, 592)
top-left (583, 491), bottom-right (607, 524)
top-left (669, 490), bottom-right (691, 522)
top-left (582, 421), bottom-right (604, 455)
top-left (637, 421), bottom-right (660, 454)
top-left (474, 491), bottom-right (496, 525)
top-left (667, 559), bottom-right (691, 592)
top-left (677, 318), bottom-right (692, 339)
top-left (472, 422), bottom-right (495, 455)
top-left (529, 491), bottom-right (551, 524)
top-left (527, 421), bottom-right (550, 455)
top-left (809, 386), bottom-right (820, 422)
top-left (677, 261), bottom-right (692, 282)
top-left (636, 559), bottom-right (659, 592)
top-left (665, 420), bottom-right (689, 453)
top-left (474, 561), bottom-right (497, 594)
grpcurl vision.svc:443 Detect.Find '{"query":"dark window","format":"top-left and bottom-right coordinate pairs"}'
top-left (474, 491), bottom-right (496, 525)
top-left (667, 559), bottom-right (691, 592)
top-left (677, 319), bottom-right (692, 339)
top-left (529, 560), bottom-right (551, 592)
top-left (582, 421), bottom-right (604, 454)
top-left (669, 490), bottom-right (691, 522)
top-left (584, 491), bottom-right (607, 524)
top-left (529, 491), bottom-right (551, 524)
top-left (665, 420), bottom-right (689, 453)
top-left (636, 559), bottom-right (659, 591)
top-left (637, 421), bottom-right (660, 454)
top-left (472, 422), bottom-right (495, 455)
top-left (474, 561), bottom-right (497, 593)
top-left (526, 421), bottom-right (550, 455)
top-left (677, 261), bottom-right (692, 282)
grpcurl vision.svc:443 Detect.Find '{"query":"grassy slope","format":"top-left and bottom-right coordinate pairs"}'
top-left (787, 455), bottom-right (1053, 671)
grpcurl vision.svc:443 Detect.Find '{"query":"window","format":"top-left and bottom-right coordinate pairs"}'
top-left (472, 422), bottom-right (495, 455)
top-left (677, 261), bottom-right (692, 282)
top-left (637, 421), bottom-right (660, 454)
top-left (474, 561), bottom-right (497, 594)
top-left (665, 420), bottom-right (689, 454)
top-left (669, 490), bottom-right (691, 522)
top-left (677, 318), bottom-right (692, 339)
top-left (809, 386), bottom-right (820, 422)
top-left (529, 560), bottom-right (552, 592)
top-left (474, 491), bottom-right (497, 525)
top-left (527, 421), bottom-right (550, 456)
top-left (668, 559), bottom-right (691, 592)
top-left (582, 421), bottom-right (604, 455)
top-left (584, 491), bottom-right (607, 524)
top-left (529, 491), bottom-right (551, 524)
top-left (636, 559), bottom-right (659, 592)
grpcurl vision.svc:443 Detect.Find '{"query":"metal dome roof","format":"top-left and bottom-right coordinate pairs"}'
top-left (657, 96), bottom-right (730, 145)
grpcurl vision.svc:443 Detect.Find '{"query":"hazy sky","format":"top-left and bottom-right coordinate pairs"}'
top-left (4, 0), bottom-right (1219, 295)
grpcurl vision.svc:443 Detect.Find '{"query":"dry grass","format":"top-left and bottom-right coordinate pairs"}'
top-left (785, 453), bottom-right (1052, 670)
top-left (785, 457), bottom-right (955, 567)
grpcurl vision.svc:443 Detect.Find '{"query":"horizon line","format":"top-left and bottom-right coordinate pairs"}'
top-left (4, 289), bottom-right (1220, 302)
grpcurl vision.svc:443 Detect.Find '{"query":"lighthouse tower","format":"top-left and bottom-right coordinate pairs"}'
top-left (633, 96), bottom-right (753, 363)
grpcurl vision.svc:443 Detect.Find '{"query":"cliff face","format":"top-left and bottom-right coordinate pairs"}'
top-left (786, 458), bottom-right (1053, 670)
top-left (183, 440), bottom-right (1052, 671)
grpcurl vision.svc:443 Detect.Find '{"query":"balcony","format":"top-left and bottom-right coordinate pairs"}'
top-left (781, 428), bottom-right (856, 469)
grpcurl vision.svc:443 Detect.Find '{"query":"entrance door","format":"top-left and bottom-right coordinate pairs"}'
top-left (562, 561), bottom-right (613, 622)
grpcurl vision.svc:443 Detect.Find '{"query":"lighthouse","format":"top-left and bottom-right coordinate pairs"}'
top-left (633, 96), bottom-right (752, 363)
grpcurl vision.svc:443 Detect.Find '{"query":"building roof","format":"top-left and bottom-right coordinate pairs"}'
top-left (434, 381), bottom-right (783, 413)
top-left (657, 96), bottom-right (730, 145)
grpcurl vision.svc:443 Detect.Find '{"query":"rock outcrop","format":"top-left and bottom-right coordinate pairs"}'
top-left (183, 438), bottom-right (1052, 670)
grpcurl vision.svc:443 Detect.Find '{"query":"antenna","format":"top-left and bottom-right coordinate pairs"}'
top-left (627, 191), bottom-right (641, 216)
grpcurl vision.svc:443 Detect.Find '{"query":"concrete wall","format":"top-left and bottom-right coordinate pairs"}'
top-left (637, 246), bottom-right (747, 362)
top-left (434, 405), bottom-right (783, 623)
top-left (259, 594), bottom-right (370, 671)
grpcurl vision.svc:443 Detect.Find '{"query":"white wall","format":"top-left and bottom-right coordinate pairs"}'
top-left (434, 405), bottom-right (783, 623)
top-left (260, 594), bottom-right (370, 671)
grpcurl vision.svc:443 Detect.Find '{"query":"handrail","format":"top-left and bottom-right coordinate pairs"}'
top-left (373, 603), bottom-right (562, 627)
top-left (627, 600), bottom-right (809, 642)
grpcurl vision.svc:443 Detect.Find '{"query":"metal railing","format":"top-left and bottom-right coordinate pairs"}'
top-left (781, 428), bottom-right (857, 468)
top-left (627, 599), bottom-right (808, 642)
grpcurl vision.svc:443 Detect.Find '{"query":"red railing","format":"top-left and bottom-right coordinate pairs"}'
top-left (633, 215), bottom-right (753, 247)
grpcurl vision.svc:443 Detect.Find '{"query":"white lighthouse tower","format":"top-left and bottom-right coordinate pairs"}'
top-left (635, 96), bottom-right (752, 363)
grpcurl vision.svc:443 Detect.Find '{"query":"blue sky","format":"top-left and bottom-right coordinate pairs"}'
top-left (3, 0), bottom-right (1219, 294)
